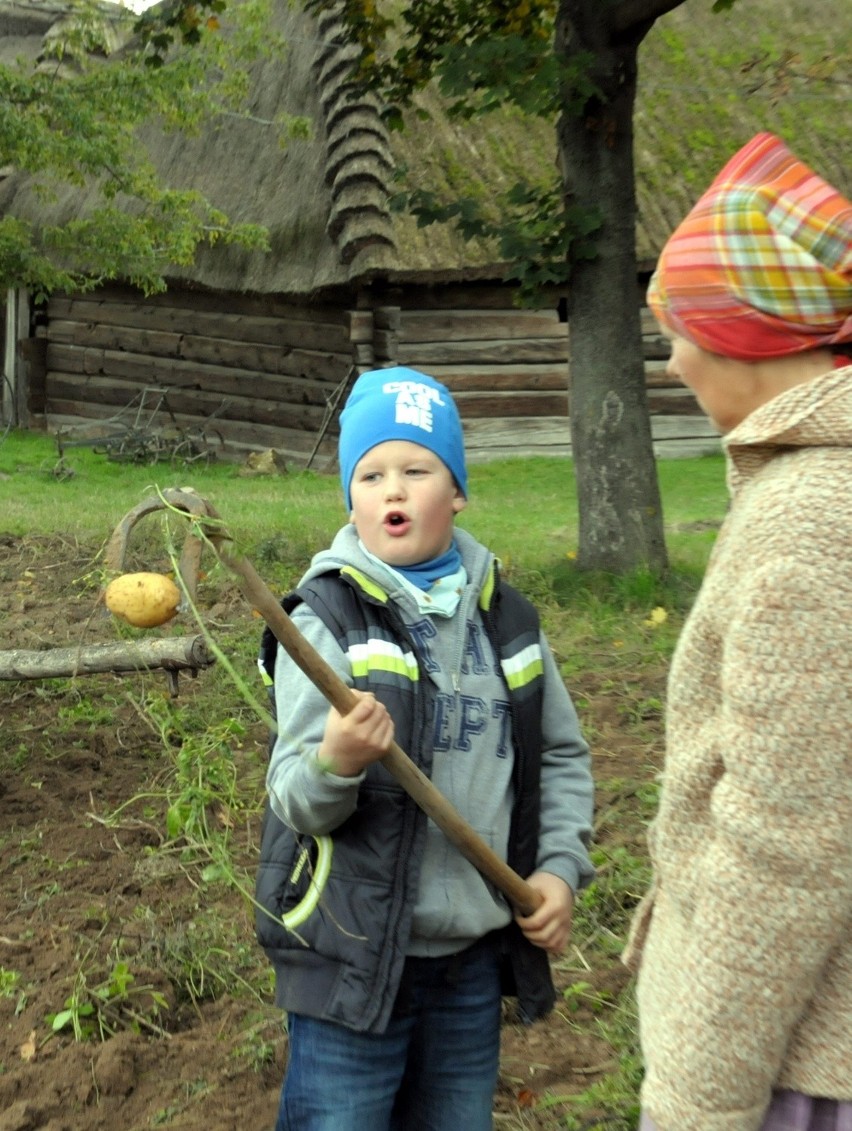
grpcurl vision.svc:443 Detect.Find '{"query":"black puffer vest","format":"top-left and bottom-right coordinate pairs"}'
top-left (255, 564), bottom-right (554, 1033)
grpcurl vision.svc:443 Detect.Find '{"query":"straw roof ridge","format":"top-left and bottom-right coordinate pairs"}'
top-left (0, 0), bottom-right (849, 296)
top-left (311, 9), bottom-right (397, 270)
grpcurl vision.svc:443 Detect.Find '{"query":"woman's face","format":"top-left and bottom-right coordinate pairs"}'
top-left (663, 333), bottom-right (759, 434)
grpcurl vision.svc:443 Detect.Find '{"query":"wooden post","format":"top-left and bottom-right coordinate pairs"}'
top-left (1, 287), bottom-right (27, 427)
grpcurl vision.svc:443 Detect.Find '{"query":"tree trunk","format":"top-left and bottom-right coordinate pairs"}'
top-left (555, 2), bottom-right (668, 573)
top-left (0, 635), bottom-right (215, 681)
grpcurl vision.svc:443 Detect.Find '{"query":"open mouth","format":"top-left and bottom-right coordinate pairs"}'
top-left (384, 511), bottom-right (410, 534)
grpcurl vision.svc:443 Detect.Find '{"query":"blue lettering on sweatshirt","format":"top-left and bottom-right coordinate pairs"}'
top-left (407, 618), bottom-right (440, 674)
top-left (432, 693), bottom-right (511, 757)
top-left (413, 616), bottom-right (511, 758)
top-left (457, 695), bottom-right (487, 750)
top-left (461, 622), bottom-right (490, 674)
top-left (491, 700), bottom-right (512, 759)
top-left (433, 692), bottom-right (454, 752)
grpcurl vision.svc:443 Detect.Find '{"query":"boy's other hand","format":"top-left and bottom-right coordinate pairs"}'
top-left (317, 691), bottom-right (395, 778)
top-left (515, 872), bottom-right (574, 956)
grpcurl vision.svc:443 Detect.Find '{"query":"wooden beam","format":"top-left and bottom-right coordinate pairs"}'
top-left (46, 377), bottom-right (330, 433)
top-left (45, 346), bottom-right (347, 400)
top-left (399, 309), bottom-right (566, 343)
top-left (432, 364), bottom-right (568, 392)
top-left (76, 284), bottom-right (345, 325)
top-left (49, 321), bottom-right (352, 381)
top-left (454, 390), bottom-right (568, 418)
top-left (49, 297), bottom-right (352, 352)
top-left (398, 339), bottom-right (569, 365)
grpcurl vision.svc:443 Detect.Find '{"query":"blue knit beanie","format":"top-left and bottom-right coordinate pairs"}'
top-left (339, 367), bottom-right (467, 509)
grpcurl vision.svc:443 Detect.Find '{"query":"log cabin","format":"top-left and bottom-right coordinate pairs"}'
top-left (1, 0), bottom-right (848, 468)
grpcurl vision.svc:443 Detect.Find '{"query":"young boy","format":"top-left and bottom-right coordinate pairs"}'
top-left (256, 367), bottom-right (594, 1131)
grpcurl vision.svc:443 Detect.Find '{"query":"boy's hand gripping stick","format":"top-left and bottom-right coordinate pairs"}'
top-left (107, 488), bottom-right (544, 917)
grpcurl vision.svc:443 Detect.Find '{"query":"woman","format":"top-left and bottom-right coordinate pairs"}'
top-left (625, 132), bottom-right (852, 1131)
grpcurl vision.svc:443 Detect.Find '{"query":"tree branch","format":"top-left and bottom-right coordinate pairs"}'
top-left (610, 0), bottom-right (689, 36)
top-left (0, 636), bottom-right (215, 681)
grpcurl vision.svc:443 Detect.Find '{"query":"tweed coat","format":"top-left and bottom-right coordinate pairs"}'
top-left (624, 366), bottom-right (852, 1130)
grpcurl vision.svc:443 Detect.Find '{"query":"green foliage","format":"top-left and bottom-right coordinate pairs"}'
top-left (393, 176), bottom-right (602, 303)
top-left (561, 978), bottom-right (614, 1018)
top-left (0, 0), bottom-right (292, 296)
top-left (127, 693), bottom-right (246, 848)
top-left (146, 908), bottom-right (274, 1007)
top-left (149, 1078), bottom-right (215, 1125)
top-left (0, 967), bottom-right (21, 998)
top-left (56, 694), bottom-right (117, 731)
top-left (135, 0), bottom-right (230, 62)
top-left (232, 1013), bottom-right (282, 1072)
top-left (79, 691), bottom-right (273, 1016)
top-left (46, 957), bottom-right (169, 1042)
top-left (561, 1038), bottom-right (643, 1131)
top-left (309, 0), bottom-right (562, 111)
top-left (576, 843), bottom-right (652, 950)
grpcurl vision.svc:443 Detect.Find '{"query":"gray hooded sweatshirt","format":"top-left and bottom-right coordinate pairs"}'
top-left (266, 524), bottom-right (594, 957)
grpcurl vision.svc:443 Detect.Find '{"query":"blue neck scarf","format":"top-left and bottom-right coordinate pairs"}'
top-left (394, 541), bottom-right (462, 591)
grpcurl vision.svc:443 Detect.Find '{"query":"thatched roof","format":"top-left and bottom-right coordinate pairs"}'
top-left (1, 0), bottom-right (849, 295)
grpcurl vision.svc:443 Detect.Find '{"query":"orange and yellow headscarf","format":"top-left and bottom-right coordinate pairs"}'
top-left (647, 132), bottom-right (852, 361)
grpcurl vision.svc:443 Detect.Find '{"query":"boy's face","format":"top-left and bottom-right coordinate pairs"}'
top-left (349, 440), bottom-right (466, 567)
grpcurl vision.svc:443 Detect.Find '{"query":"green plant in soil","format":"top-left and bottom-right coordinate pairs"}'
top-left (558, 998), bottom-right (644, 1131)
top-left (46, 954), bottom-right (170, 1042)
top-left (0, 967), bottom-right (21, 998)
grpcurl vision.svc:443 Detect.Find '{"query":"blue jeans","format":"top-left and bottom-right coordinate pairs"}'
top-left (274, 937), bottom-right (503, 1131)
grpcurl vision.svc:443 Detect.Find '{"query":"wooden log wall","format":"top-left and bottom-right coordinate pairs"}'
top-left (33, 279), bottom-right (719, 471)
top-left (389, 283), bottom-right (719, 461)
top-left (41, 284), bottom-right (359, 465)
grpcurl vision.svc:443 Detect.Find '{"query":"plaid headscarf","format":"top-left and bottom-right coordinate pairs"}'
top-left (647, 132), bottom-right (852, 360)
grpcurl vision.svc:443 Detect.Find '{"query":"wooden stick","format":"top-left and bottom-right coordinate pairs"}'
top-left (107, 489), bottom-right (543, 916)
top-left (217, 543), bottom-right (544, 917)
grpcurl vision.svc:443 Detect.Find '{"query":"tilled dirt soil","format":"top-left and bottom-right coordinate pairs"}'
top-left (0, 531), bottom-right (658, 1131)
